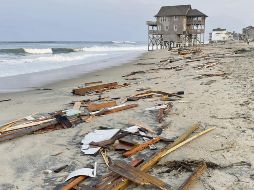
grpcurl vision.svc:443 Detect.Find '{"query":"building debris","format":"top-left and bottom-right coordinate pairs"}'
top-left (178, 163), bottom-right (207, 190)
top-left (122, 71), bottom-right (146, 77)
top-left (87, 101), bottom-right (117, 112)
top-left (0, 99), bottom-right (11, 103)
top-left (123, 137), bottom-right (161, 157)
top-left (109, 160), bottom-right (172, 190)
top-left (81, 129), bottom-right (120, 155)
top-left (73, 82), bottom-right (128, 96)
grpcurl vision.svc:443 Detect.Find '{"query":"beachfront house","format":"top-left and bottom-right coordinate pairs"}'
top-left (243, 26), bottom-right (254, 41)
top-left (209, 28), bottom-right (232, 43)
top-left (146, 5), bottom-right (207, 50)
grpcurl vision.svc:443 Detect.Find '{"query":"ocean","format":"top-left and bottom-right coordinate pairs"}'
top-left (0, 41), bottom-right (147, 92)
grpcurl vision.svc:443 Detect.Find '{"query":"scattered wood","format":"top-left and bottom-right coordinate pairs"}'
top-left (61, 176), bottom-right (88, 190)
top-left (128, 119), bottom-right (156, 134)
top-left (107, 124), bottom-right (212, 190)
top-left (178, 163), bottom-right (207, 190)
top-left (73, 82), bottom-right (121, 96)
top-left (87, 101), bottom-right (117, 112)
top-left (0, 99), bottom-right (11, 103)
top-left (157, 103), bottom-right (173, 123)
top-left (123, 137), bottom-right (161, 157)
top-left (122, 71), bottom-right (146, 77)
top-left (114, 142), bottom-right (134, 151)
top-left (109, 160), bottom-right (172, 190)
top-left (127, 91), bottom-right (155, 101)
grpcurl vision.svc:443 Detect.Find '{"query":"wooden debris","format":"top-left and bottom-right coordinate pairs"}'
top-left (123, 71), bottom-right (146, 77)
top-left (109, 160), bottom-right (172, 190)
top-left (107, 124), bottom-right (214, 190)
top-left (178, 163), bottom-right (207, 190)
top-left (94, 104), bottom-right (138, 116)
top-left (73, 82), bottom-right (119, 96)
top-left (87, 101), bottom-right (117, 112)
top-left (123, 137), bottom-right (161, 157)
top-left (61, 176), bottom-right (88, 190)
top-left (114, 142), bottom-right (134, 151)
top-left (0, 99), bottom-right (11, 103)
top-left (128, 119), bottom-right (156, 134)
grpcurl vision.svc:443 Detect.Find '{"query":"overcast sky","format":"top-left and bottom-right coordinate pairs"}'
top-left (0, 0), bottom-right (253, 41)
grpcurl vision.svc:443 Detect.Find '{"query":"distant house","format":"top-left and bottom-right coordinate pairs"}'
top-left (243, 26), bottom-right (254, 41)
top-left (209, 28), bottom-right (232, 43)
top-left (146, 5), bottom-right (207, 50)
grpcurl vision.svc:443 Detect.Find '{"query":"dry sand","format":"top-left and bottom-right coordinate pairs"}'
top-left (0, 41), bottom-right (253, 190)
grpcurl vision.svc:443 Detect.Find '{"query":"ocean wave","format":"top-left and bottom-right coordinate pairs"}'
top-left (0, 48), bottom-right (76, 55)
top-left (0, 45), bottom-right (146, 55)
top-left (112, 41), bottom-right (137, 44)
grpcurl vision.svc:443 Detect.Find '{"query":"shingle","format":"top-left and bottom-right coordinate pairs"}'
top-left (155, 5), bottom-right (191, 17)
top-left (187, 9), bottom-right (208, 17)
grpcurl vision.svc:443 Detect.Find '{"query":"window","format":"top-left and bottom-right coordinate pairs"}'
top-left (174, 25), bottom-right (178, 32)
top-left (166, 26), bottom-right (169, 30)
top-left (174, 16), bottom-right (179, 21)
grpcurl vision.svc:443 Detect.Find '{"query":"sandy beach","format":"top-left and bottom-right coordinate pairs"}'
top-left (0, 42), bottom-right (254, 190)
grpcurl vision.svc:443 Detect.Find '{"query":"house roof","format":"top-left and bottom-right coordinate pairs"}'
top-left (187, 9), bottom-right (208, 17)
top-left (155, 5), bottom-right (207, 17)
top-left (155, 5), bottom-right (191, 17)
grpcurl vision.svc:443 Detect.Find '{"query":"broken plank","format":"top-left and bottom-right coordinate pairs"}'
top-left (95, 104), bottom-right (138, 116)
top-left (61, 176), bottom-right (88, 190)
top-left (123, 137), bottom-right (161, 157)
top-left (178, 163), bottom-right (207, 190)
top-left (73, 82), bottom-right (118, 96)
top-left (109, 160), bottom-right (172, 190)
top-left (87, 101), bottom-right (117, 112)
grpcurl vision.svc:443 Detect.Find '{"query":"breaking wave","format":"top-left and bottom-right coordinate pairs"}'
top-left (0, 48), bottom-right (75, 55)
top-left (0, 46), bottom-right (146, 55)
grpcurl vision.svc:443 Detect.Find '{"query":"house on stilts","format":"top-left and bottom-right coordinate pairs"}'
top-left (146, 5), bottom-right (207, 50)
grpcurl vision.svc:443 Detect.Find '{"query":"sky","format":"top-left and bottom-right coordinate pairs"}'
top-left (0, 0), bottom-right (253, 41)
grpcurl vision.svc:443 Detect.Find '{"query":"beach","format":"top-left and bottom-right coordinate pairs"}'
top-left (0, 42), bottom-right (254, 190)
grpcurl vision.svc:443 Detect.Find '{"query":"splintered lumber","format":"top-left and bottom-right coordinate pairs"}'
top-left (61, 176), bottom-right (88, 190)
top-left (73, 82), bottom-right (118, 96)
top-left (0, 119), bottom-right (58, 142)
top-left (0, 119), bottom-right (55, 133)
top-left (73, 102), bottom-right (82, 110)
top-left (95, 104), bottom-right (138, 116)
top-left (178, 163), bottom-right (207, 190)
top-left (123, 137), bottom-right (161, 157)
top-left (95, 159), bottom-right (143, 190)
top-left (151, 91), bottom-right (184, 98)
top-left (127, 91), bottom-right (155, 101)
top-left (109, 160), bottom-right (172, 190)
top-left (87, 101), bottom-right (117, 112)
top-left (128, 119), bottom-right (156, 134)
top-left (109, 125), bottom-right (215, 190)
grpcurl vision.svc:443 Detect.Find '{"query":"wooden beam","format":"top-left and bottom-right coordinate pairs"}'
top-left (73, 102), bottom-right (82, 110)
top-left (73, 82), bottom-right (118, 96)
top-left (178, 163), bottom-right (207, 190)
top-left (123, 137), bottom-right (161, 157)
top-left (109, 160), bottom-right (172, 190)
top-left (61, 176), bottom-right (88, 190)
top-left (87, 101), bottom-right (117, 112)
top-left (95, 104), bottom-right (138, 116)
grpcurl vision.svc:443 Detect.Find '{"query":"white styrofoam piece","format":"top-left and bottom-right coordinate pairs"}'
top-left (124, 126), bottom-right (140, 133)
top-left (65, 162), bottom-right (97, 181)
